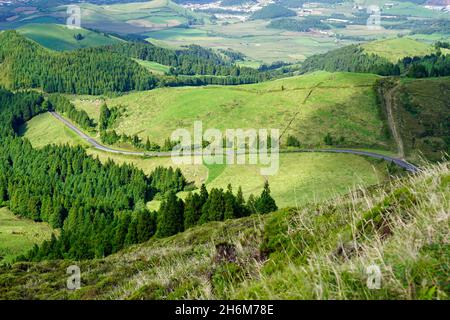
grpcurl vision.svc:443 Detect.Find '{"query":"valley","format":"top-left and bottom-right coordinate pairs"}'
top-left (0, 0), bottom-right (448, 302)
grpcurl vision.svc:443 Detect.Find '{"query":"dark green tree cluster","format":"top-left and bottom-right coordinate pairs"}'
top-left (301, 45), bottom-right (401, 76)
top-left (401, 53), bottom-right (450, 78)
top-left (0, 31), bottom-right (158, 95)
top-left (150, 167), bottom-right (187, 195)
top-left (0, 31), bottom-right (291, 94)
top-left (286, 135), bottom-right (301, 147)
top-left (158, 182), bottom-right (278, 238)
top-left (108, 42), bottom-right (263, 79)
top-left (48, 94), bottom-right (95, 131)
top-left (250, 4), bottom-right (297, 20)
top-left (301, 43), bottom-right (450, 78)
top-left (434, 41), bottom-right (450, 50)
top-left (99, 103), bottom-right (121, 131)
top-left (100, 129), bottom-right (162, 151)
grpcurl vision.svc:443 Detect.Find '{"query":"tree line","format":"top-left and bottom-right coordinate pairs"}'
top-left (158, 182), bottom-right (278, 238)
top-left (301, 43), bottom-right (450, 78)
top-left (0, 31), bottom-right (275, 96)
top-left (107, 42), bottom-right (266, 79)
top-left (0, 31), bottom-right (158, 95)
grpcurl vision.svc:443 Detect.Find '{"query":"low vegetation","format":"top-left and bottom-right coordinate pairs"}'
top-left (0, 161), bottom-right (447, 299)
top-left (392, 77), bottom-right (450, 163)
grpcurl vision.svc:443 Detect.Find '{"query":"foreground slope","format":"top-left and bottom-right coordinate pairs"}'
top-left (0, 162), bottom-right (448, 300)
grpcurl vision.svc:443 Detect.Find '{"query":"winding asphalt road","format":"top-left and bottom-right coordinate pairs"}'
top-left (50, 111), bottom-right (419, 173)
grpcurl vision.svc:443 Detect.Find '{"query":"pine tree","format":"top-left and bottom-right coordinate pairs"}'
top-left (99, 103), bottom-right (111, 131)
top-left (136, 210), bottom-right (156, 243)
top-left (224, 184), bottom-right (236, 220)
top-left (125, 215), bottom-right (138, 245)
top-left (157, 191), bottom-right (184, 238)
top-left (236, 186), bottom-right (247, 217)
top-left (255, 181), bottom-right (278, 214)
top-left (246, 194), bottom-right (257, 215)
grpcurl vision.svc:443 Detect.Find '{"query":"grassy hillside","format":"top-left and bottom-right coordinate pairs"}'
top-left (17, 24), bottom-right (122, 51)
top-left (0, 208), bottom-right (54, 265)
top-left (361, 38), bottom-right (436, 63)
top-left (19, 113), bottom-right (88, 148)
top-left (21, 112), bottom-right (387, 208)
top-left (0, 162), bottom-right (447, 300)
top-left (392, 77), bottom-right (450, 163)
top-left (71, 71), bottom-right (392, 150)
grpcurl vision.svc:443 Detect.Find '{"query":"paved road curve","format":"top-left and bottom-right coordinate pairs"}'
top-left (50, 112), bottom-right (419, 173)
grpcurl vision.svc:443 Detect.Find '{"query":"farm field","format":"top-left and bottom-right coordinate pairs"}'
top-left (71, 71), bottom-right (391, 150)
top-left (0, 0), bottom-right (205, 34)
top-left (145, 20), bottom-right (353, 63)
top-left (0, 207), bottom-right (54, 265)
top-left (17, 23), bottom-right (122, 51)
top-left (22, 112), bottom-right (387, 208)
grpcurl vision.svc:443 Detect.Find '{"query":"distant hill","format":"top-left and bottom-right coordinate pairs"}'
top-left (250, 4), bottom-right (297, 20)
top-left (300, 37), bottom-right (450, 76)
top-left (221, 0), bottom-right (258, 6)
top-left (0, 30), bottom-right (157, 94)
top-left (17, 23), bottom-right (123, 51)
top-left (361, 38), bottom-right (435, 63)
top-left (426, 0), bottom-right (450, 5)
top-left (300, 45), bottom-right (400, 76)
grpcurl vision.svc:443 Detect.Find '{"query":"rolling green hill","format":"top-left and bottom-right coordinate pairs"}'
top-left (250, 4), bottom-right (297, 20)
top-left (0, 161), bottom-right (447, 299)
top-left (17, 23), bottom-right (123, 51)
top-left (21, 113), bottom-right (388, 208)
top-left (70, 71), bottom-right (392, 150)
top-left (361, 38), bottom-right (436, 63)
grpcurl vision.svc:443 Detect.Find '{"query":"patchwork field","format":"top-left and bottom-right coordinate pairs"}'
top-left (144, 20), bottom-right (353, 63)
top-left (22, 111), bottom-right (388, 208)
top-left (71, 71), bottom-right (391, 150)
top-left (0, 207), bottom-right (54, 265)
